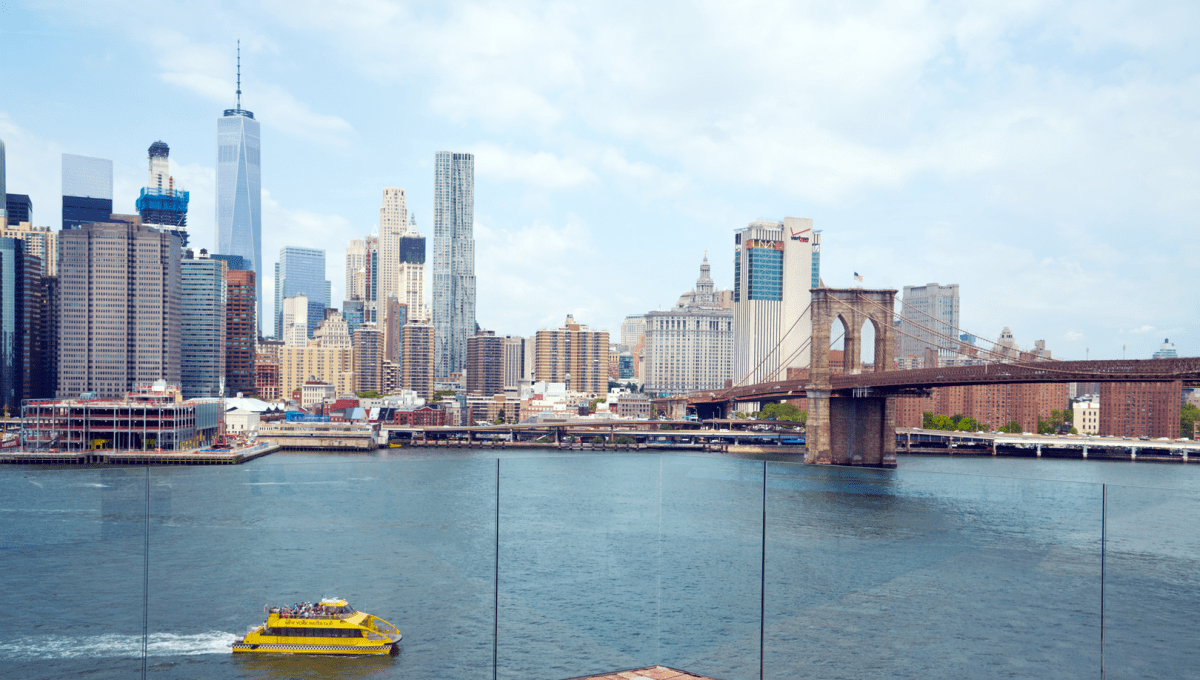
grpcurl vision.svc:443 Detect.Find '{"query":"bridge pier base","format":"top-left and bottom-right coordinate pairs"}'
top-left (806, 393), bottom-right (896, 467)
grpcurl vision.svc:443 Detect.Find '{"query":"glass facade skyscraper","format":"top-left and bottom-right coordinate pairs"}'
top-left (431, 151), bottom-right (476, 379)
top-left (181, 254), bottom-right (227, 398)
top-left (61, 154), bottom-right (113, 230)
top-left (275, 246), bottom-right (329, 340)
top-left (216, 64), bottom-right (262, 332)
top-left (0, 137), bottom-right (6, 222)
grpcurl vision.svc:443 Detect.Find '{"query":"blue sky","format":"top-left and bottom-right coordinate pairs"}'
top-left (1, 0), bottom-right (1197, 360)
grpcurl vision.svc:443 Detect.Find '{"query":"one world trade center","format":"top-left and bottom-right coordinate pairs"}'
top-left (216, 43), bottom-right (263, 331)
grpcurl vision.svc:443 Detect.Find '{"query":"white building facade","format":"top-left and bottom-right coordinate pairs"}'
top-left (732, 217), bottom-right (817, 387)
top-left (643, 256), bottom-right (734, 395)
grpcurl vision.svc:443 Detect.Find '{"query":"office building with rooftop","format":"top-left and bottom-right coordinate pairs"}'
top-left (275, 246), bottom-right (329, 340)
top-left (899, 283), bottom-right (960, 364)
top-left (180, 251), bottom-right (226, 398)
top-left (62, 153), bottom-right (114, 230)
top-left (534, 316), bottom-right (610, 395)
top-left (57, 216), bottom-right (181, 399)
top-left (732, 217), bottom-right (818, 387)
top-left (6, 194), bottom-right (31, 225)
top-left (0, 237), bottom-right (50, 410)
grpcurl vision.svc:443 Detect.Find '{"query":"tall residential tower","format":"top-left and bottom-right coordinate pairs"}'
top-left (431, 152), bottom-right (476, 379)
top-left (216, 43), bottom-right (263, 331)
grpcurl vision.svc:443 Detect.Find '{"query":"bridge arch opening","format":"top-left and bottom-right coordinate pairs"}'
top-left (859, 317), bottom-right (878, 372)
top-left (829, 314), bottom-right (851, 374)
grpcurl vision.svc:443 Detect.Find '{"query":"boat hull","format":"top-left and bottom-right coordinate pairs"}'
top-left (232, 635), bottom-right (400, 656)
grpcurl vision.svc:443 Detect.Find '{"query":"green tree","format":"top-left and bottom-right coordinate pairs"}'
top-left (999, 421), bottom-right (1023, 434)
top-left (956, 416), bottom-right (982, 432)
top-left (759, 403), bottom-right (803, 422)
top-left (1181, 403), bottom-right (1200, 439)
top-left (434, 390), bottom-right (457, 399)
top-left (615, 435), bottom-right (635, 445)
top-left (1037, 416), bottom-right (1054, 435)
top-left (930, 414), bottom-right (955, 431)
top-left (356, 390), bottom-right (382, 399)
top-left (659, 423), bottom-right (674, 430)
top-left (591, 436), bottom-right (604, 445)
top-left (922, 412), bottom-right (935, 429)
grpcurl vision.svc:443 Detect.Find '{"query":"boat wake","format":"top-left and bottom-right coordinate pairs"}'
top-left (0, 631), bottom-right (238, 660)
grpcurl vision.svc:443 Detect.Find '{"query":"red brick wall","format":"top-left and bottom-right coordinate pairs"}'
top-left (1099, 381), bottom-right (1181, 439)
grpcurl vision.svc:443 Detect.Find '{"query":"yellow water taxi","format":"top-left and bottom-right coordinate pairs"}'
top-left (232, 598), bottom-right (403, 656)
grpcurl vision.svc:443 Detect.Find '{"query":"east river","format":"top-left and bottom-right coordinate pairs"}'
top-left (2, 450), bottom-right (1197, 679)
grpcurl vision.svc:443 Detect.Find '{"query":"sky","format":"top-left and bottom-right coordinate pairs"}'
top-left (1, 0), bottom-right (1197, 360)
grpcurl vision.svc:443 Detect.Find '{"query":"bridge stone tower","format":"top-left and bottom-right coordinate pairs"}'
top-left (807, 288), bottom-right (898, 467)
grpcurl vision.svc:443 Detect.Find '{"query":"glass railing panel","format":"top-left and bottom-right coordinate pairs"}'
top-left (764, 463), bottom-right (1103, 679)
top-left (1102, 482), bottom-right (1200, 679)
top-left (497, 454), bottom-right (663, 679)
top-left (0, 464), bottom-right (152, 677)
top-left (654, 455), bottom-right (764, 680)
top-left (142, 454), bottom-right (497, 677)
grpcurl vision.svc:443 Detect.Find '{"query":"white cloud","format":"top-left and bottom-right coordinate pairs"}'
top-left (471, 143), bottom-right (596, 190)
top-left (1126, 325), bottom-right (1156, 335)
top-left (474, 213), bottom-right (618, 334)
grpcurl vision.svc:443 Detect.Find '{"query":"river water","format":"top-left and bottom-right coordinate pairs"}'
top-left (1, 450), bottom-right (1197, 679)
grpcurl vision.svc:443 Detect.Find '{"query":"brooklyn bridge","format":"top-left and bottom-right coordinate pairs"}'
top-left (686, 288), bottom-right (1200, 467)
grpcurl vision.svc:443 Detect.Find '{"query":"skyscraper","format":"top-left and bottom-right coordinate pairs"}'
top-left (732, 217), bottom-right (817, 387)
top-left (137, 141), bottom-right (190, 247)
top-left (534, 316), bottom-right (610, 394)
top-left (0, 237), bottom-right (49, 410)
top-left (281, 294), bottom-right (309, 346)
top-left (466, 330), bottom-right (503, 396)
top-left (0, 136), bottom-right (6, 224)
top-left (377, 188), bottom-right (406, 325)
top-left (57, 216), bottom-right (181, 399)
top-left (399, 217), bottom-right (426, 321)
top-left (5, 194), bottom-right (31, 225)
top-left (61, 153), bottom-right (114, 230)
top-left (225, 268), bottom-right (257, 397)
top-left (216, 43), bottom-right (263, 331)
top-left (345, 238), bottom-right (367, 301)
top-left (180, 251), bottom-right (227, 398)
top-left (401, 322), bottom-right (435, 401)
top-left (899, 283), bottom-right (960, 362)
top-left (275, 246), bottom-right (329, 340)
top-left (431, 151), bottom-right (476, 379)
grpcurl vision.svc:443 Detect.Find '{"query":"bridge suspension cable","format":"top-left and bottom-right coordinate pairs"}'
top-left (890, 292), bottom-right (1034, 361)
top-left (852, 292), bottom-right (1024, 365)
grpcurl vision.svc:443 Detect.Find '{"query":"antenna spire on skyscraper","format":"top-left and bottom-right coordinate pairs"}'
top-left (236, 39), bottom-right (242, 110)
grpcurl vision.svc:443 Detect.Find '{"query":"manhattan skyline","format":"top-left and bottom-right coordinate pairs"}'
top-left (0, 2), bottom-right (1196, 360)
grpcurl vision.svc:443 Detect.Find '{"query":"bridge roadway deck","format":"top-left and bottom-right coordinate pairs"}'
top-left (689, 357), bottom-right (1200, 404)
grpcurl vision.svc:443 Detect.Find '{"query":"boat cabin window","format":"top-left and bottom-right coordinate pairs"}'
top-left (267, 626), bottom-right (366, 638)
